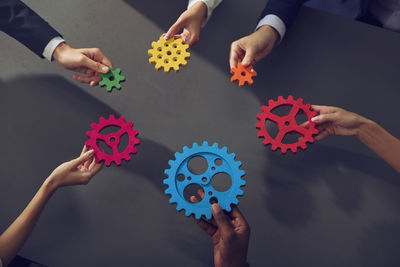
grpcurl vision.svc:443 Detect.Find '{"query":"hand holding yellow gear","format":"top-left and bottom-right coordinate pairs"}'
top-left (148, 36), bottom-right (190, 73)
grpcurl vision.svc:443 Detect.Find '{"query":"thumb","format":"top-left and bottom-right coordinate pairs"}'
top-left (71, 149), bottom-right (95, 168)
top-left (82, 56), bottom-right (110, 74)
top-left (311, 113), bottom-right (337, 124)
top-left (165, 19), bottom-right (184, 39)
top-left (242, 49), bottom-right (256, 67)
top-left (212, 204), bottom-right (232, 236)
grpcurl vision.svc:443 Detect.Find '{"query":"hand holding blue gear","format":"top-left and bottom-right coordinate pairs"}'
top-left (164, 141), bottom-right (246, 220)
top-left (99, 67), bottom-right (125, 92)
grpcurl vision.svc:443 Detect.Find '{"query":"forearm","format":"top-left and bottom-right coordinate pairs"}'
top-left (0, 178), bottom-right (57, 266)
top-left (357, 120), bottom-right (400, 173)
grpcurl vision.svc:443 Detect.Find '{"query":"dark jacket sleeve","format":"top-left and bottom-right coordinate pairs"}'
top-left (259, 0), bottom-right (308, 29)
top-left (0, 0), bottom-right (61, 58)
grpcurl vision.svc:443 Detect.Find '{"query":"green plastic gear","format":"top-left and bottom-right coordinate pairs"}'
top-left (99, 67), bottom-right (125, 92)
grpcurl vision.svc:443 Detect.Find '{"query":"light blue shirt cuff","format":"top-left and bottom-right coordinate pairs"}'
top-left (42, 36), bottom-right (66, 61)
top-left (256, 14), bottom-right (286, 45)
top-left (188, 0), bottom-right (223, 26)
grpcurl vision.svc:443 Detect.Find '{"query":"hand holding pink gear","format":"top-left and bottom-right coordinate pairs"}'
top-left (255, 95), bottom-right (319, 154)
top-left (85, 115), bottom-right (140, 166)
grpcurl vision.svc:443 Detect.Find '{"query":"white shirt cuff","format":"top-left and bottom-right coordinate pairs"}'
top-left (256, 14), bottom-right (286, 45)
top-left (188, 0), bottom-right (223, 26)
top-left (42, 36), bottom-right (65, 61)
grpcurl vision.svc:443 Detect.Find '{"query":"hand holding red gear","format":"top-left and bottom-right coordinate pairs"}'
top-left (85, 115), bottom-right (140, 166)
top-left (230, 62), bottom-right (257, 87)
top-left (255, 95), bottom-right (319, 154)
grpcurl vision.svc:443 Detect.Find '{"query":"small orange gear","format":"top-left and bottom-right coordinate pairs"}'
top-left (230, 62), bottom-right (257, 87)
top-left (148, 36), bottom-right (190, 73)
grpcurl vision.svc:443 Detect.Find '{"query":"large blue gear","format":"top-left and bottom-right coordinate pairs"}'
top-left (164, 141), bottom-right (246, 220)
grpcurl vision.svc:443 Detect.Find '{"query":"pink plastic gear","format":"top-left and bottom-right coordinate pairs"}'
top-left (85, 115), bottom-right (140, 166)
top-left (255, 95), bottom-right (319, 154)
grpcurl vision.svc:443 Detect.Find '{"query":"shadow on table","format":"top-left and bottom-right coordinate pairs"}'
top-left (0, 75), bottom-right (211, 266)
top-left (262, 143), bottom-right (400, 228)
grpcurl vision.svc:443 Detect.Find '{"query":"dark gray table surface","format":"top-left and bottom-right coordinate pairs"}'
top-left (1, 0), bottom-right (400, 266)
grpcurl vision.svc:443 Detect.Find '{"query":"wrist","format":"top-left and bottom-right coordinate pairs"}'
top-left (52, 42), bottom-right (70, 63)
top-left (355, 117), bottom-right (376, 139)
top-left (43, 176), bottom-right (60, 194)
top-left (257, 25), bottom-right (279, 44)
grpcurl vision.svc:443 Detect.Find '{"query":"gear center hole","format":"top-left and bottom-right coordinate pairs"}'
top-left (109, 76), bottom-right (115, 81)
top-left (240, 71), bottom-right (246, 76)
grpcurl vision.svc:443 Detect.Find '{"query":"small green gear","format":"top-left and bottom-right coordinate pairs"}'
top-left (99, 67), bottom-right (125, 92)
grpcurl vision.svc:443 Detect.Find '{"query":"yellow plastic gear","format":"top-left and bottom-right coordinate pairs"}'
top-left (148, 36), bottom-right (190, 73)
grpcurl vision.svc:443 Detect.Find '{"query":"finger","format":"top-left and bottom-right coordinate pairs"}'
top-left (242, 49), bottom-right (256, 67)
top-left (229, 205), bottom-right (247, 225)
top-left (187, 34), bottom-right (199, 46)
top-left (197, 189), bottom-right (205, 199)
top-left (84, 149), bottom-right (94, 170)
top-left (196, 218), bottom-right (217, 236)
top-left (87, 159), bottom-right (104, 177)
top-left (314, 129), bottom-right (331, 141)
top-left (311, 105), bottom-right (338, 114)
top-left (165, 19), bottom-right (185, 39)
top-left (311, 113), bottom-right (337, 124)
top-left (212, 204), bottom-right (232, 236)
top-left (190, 195), bottom-right (198, 203)
top-left (82, 55), bottom-right (109, 74)
top-left (73, 75), bottom-right (96, 84)
top-left (229, 42), bottom-right (241, 69)
top-left (71, 149), bottom-right (95, 168)
top-left (80, 144), bottom-right (88, 156)
top-left (299, 121), bottom-right (310, 128)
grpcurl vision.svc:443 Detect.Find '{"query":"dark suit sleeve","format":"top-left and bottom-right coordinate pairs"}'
top-left (259, 0), bottom-right (308, 29)
top-left (0, 0), bottom-right (61, 58)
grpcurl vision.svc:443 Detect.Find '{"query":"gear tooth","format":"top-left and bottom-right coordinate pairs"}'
top-left (192, 142), bottom-right (199, 149)
top-left (182, 146), bottom-right (189, 152)
top-left (176, 204), bottom-right (183, 211)
top-left (163, 175), bottom-right (170, 182)
top-left (290, 146), bottom-right (298, 154)
top-left (205, 209), bottom-right (212, 220)
top-left (221, 146), bottom-right (228, 153)
top-left (236, 161), bottom-right (242, 168)
top-left (300, 143), bottom-right (307, 150)
top-left (298, 97), bottom-right (304, 103)
top-left (239, 170), bottom-right (246, 177)
top-left (168, 159), bottom-right (175, 166)
top-left (86, 131), bottom-right (92, 138)
top-left (185, 209), bottom-right (192, 217)
top-left (278, 96), bottom-right (284, 102)
top-left (212, 143), bottom-right (219, 148)
top-left (288, 95), bottom-right (294, 101)
top-left (225, 205), bottom-right (232, 213)
top-left (256, 114), bottom-right (263, 121)
top-left (233, 198), bottom-right (239, 205)
top-left (109, 114), bottom-right (115, 120)
top-left (229, 153), bottom-right (236, 160)
top-left (202, 141), bottom-right (209, 147)
top-left (268, 99), bottom-right (275, 106)
top-left (164, 187), bottom-right (171, 195)
top-left (257, 131), bottom-right (265, 138)
top-left (281, 147), bottom-right (288, 154)
top-left (195, 213), bottom-right (201, 220)
top-left (255, 121), bottom-right (263, 129)
top-left (170, 198), bottom-right (178, 205)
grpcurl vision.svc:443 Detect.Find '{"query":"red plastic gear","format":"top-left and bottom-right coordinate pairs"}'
top-left (230, 62), bottom-right (257, 87)
top-left (255, 95), bottom-right (319, 154)
top-left (85, 115), bottom-right (140, 166)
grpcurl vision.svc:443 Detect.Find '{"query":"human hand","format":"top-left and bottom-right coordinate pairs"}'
top-left (308, 105), bottom-right (370, 141)
top-left (53, 43), bottom-right (113, 86)
top-left (230, 25), bottom-right (279, 69)
top-left (191, 192), bottom-right (250, 267)
top-left (46, 145), bottom-right (104, 190)
top-left (164, 1), bottom-right (208, 46)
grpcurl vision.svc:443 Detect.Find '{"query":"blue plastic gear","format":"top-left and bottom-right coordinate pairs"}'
top-left (164, 141), bottom-right (246, 220)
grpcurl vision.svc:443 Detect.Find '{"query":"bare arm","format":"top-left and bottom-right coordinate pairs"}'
top-left (311, 105), bottom-right (400, 173)
top-left (0, 146), bottom-right (103, 266)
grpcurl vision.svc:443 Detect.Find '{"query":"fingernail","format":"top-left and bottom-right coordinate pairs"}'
top-left (164, 34), bottom-right (170, 39)
top-left (102, 66), bottom-right (109, 73)
top-left (211, 203), bottom-right (221, 213)
top-left (311, 117), bottom-right (318, 122)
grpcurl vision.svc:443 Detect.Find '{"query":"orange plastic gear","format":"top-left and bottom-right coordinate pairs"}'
top-left (255, 95), bottom-right (319, 154)
top-left (230, 62), bottom-right (257, 87)
top-left (148, 36), bottom-right (190, 73)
